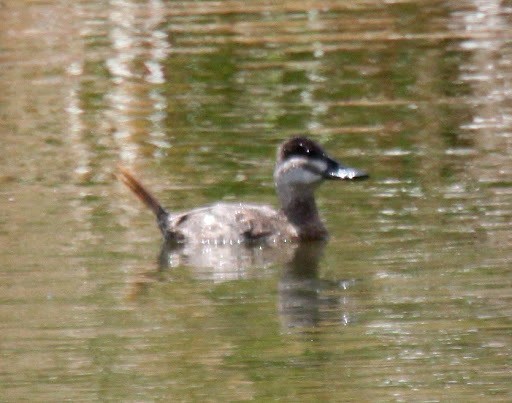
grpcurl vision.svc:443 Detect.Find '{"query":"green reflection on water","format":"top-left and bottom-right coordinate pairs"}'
top-left (1, 0), bottom-right (511, 401)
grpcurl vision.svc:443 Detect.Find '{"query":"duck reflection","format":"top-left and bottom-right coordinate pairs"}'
top-left (157, 239), bottom-right (296, 281)
top-left (140, 239), bottom-right (359, 331)
top-left (277, 241), bottom-right (358, 330)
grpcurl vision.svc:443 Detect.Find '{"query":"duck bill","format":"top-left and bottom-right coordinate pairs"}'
top-left (324, 158), bottom-right (369, 181)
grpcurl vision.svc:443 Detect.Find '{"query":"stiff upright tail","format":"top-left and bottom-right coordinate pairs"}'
top-left (118, 166), bottom-right (169, 235)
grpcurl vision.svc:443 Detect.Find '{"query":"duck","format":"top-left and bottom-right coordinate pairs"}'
top-left (119, 136), bottom-right (368, 245)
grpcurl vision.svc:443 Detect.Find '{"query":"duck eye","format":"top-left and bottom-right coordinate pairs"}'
top-left (300, 145), bottom-right (310, 155)
top-left (300, 144), bottom-right (321, 158)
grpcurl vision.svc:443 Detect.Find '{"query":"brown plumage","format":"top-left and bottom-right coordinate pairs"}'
top-left (119, 137), bottom-right (368, 245)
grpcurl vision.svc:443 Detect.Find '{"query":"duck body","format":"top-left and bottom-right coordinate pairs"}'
top-left (166, 202), bottom-right (297, 245)
top-left (119, 137), bottom-right (368, 245)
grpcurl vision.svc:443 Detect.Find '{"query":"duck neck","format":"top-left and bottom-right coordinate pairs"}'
top-left (277, 185), bottom-right (328, 240)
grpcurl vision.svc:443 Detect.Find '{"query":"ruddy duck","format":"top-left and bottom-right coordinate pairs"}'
top-left (119, 137), bottom-right (368, 244)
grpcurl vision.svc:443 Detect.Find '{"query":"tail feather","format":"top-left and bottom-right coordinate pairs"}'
top-left (118, 166), bottom-right (169, 234)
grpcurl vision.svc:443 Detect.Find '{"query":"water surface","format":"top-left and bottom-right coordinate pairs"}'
top-left (1, 0), bottom-right (511, 401)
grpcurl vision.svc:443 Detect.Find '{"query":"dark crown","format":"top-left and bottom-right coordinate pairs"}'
top-left (279, 137), bottom-right (326, 161)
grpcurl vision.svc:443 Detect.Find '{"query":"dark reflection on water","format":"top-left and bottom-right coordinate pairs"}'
top-left (155, 239), bottom-right (357, 331)
top-left (277, 241), bottom-right (360, 330)
top-left (1, 0), bottom-right (512, 401)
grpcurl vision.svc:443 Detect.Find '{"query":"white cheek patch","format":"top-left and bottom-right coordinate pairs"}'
top-left (281, 158), bottom-right (327, 185)
top-left (287, 169), bottom-right (320, 184)
top-left (309, 159), bottom-right (328, 174)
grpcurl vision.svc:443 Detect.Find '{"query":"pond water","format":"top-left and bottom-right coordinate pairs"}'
top-left (1, 0), bottom-right (511, 401)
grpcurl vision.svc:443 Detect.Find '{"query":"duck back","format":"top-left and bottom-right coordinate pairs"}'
top-left (167, 203), bottom-right (297, 245)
